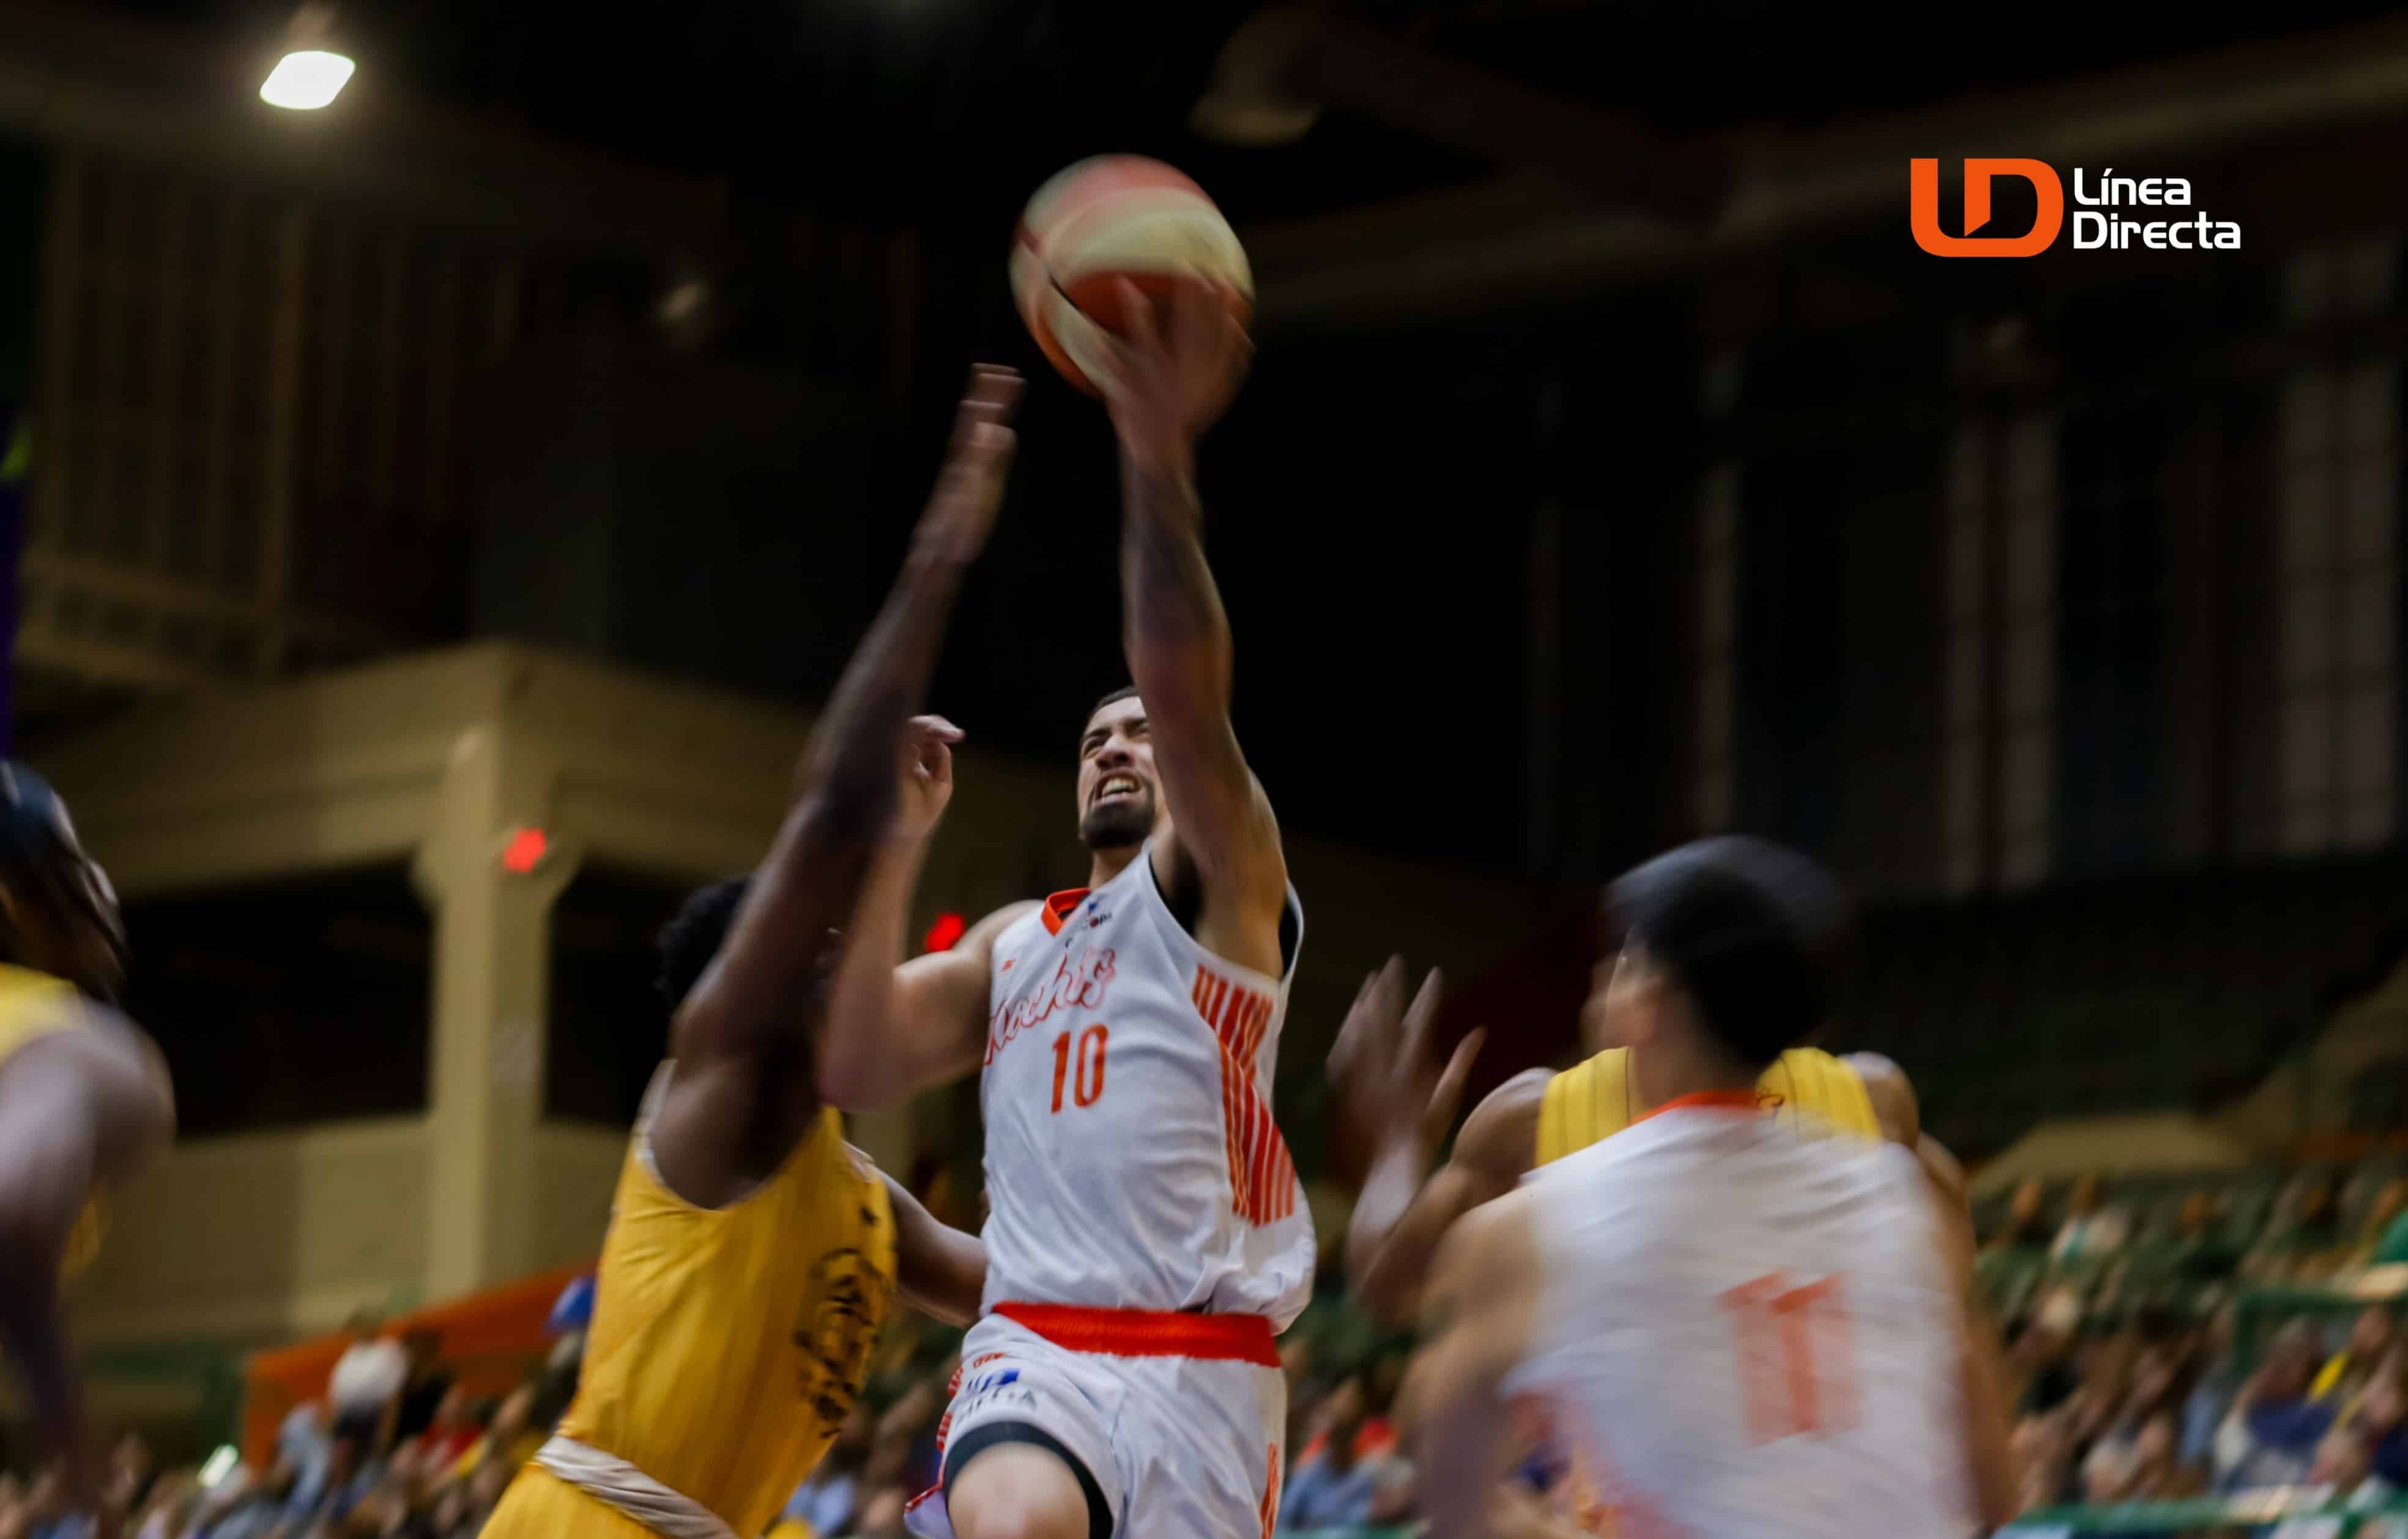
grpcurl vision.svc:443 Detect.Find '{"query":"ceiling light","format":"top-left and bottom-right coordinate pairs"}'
top-left (261, 48), bottom-right (354, 110)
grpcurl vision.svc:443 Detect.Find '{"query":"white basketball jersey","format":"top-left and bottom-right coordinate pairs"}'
top-left (1505, 1098), bottom-right (1972, 1539)
top-left (977, 843), bottom-right (1312, 1325)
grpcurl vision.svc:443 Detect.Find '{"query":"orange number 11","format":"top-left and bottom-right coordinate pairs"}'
top-left (1719, 1273), bottom-right (1857, 1443)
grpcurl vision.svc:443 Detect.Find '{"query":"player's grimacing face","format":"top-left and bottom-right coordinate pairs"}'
top-left (1076, 698), bottom-right (1165, 850)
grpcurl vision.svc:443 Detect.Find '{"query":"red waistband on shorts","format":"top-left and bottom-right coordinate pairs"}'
top-left (992, 1302), bottom-right (1280, 1367)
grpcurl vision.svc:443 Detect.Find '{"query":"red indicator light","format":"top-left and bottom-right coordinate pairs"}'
top-left (502, 828), bottom-right (549, 874)
top-left (923, 912), bottom-right (967, 952)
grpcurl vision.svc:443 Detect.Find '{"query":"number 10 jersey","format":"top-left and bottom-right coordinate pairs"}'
top-left (975, 843), bottom-right (1313, 1327)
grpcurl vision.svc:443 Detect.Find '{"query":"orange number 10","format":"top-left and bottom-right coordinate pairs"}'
top-left (1050, 1025), bottom-right (1109, 1113)
top-left (1719, 1273), bottom-right (1856, 1443)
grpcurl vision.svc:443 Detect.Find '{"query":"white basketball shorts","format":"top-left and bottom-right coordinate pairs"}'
top-left (904, 1303), bottom-right (1286, 1539)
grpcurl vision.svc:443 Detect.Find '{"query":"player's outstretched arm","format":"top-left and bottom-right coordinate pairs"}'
top-left (876, 1168), bottom-right (986, 1328)
top-left (0, 1020), bottom-right (172, 1507)
top-left (1099, 278), bottom-right (1286, 953)
top-left (1402, 1194), bottom-right (1542, 1539)
top-left (821, 895), bottom-right (1036, 1112)
top-left (1345, 1070), bottom-right (1538, 1327)
top-left (1327, 960), bottom-right (1511, 1325)
top-left (658, 367), bottom-right (1017, 1199)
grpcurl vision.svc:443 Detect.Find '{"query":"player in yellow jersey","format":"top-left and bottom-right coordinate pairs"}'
top-left (0, 764), bottom-right (176, 1522)
top-left (483, 365), bottom-right (1019, 1539)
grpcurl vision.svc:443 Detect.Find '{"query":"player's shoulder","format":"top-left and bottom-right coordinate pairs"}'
top-left (1789, 1117), bottom-right (1931, 1223)
top-left (1514, 1116), bottom-right (1696, 1261)
top-left (0, 993), bottom-right (154, 1078)
top-left (970, 899), bottom-right (1044, 948)
top-left (1841, 1051), bottom-right (1919, 1144)
top-left (0, 1000), bottom-right (174, 1143)
top-left (1457, 1067), bottom-right (1550, 1181)
top-left (1433, 1182), bottom-right (1545, 1292)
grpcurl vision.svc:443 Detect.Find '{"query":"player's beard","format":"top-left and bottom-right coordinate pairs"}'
top-left (1080, 790), bottom-right (1155, 852)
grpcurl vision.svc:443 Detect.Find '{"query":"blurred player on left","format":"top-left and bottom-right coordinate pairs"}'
top-left (481, 365), bottom-right (1019, 1539)
top-left (0, 766), bottom-right (176, 1522)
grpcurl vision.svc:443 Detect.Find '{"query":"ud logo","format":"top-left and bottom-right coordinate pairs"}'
top-left (1909, 157), bottom-right (2064, 257)
top-left (794, 1246), bottom-right (894, 1430)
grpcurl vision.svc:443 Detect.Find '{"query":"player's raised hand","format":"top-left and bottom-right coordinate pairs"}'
top-left (894, 714), bottom-right (963, 843)
top-left (914, 365), bottom-right (1020, 562)
top-left (1101, 275), bottom-right (1251, 467)
top-left (1327, 957), bottom-right (1485, 1184)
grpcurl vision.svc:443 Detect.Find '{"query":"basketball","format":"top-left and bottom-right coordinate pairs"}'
top-left (1011, 155), bottom-right (1253, 396)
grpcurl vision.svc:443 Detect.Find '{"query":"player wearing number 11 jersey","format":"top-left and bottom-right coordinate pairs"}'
top-left (822, 277), bottom-right (1304, 1539)
top-left (1400, 839), bottom-right (2014, 1539)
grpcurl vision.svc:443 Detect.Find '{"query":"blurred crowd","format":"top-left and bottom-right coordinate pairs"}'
top-left (26, 1160), bottom-right (2408, 1539)
top-left (0, 1319), bottom-right (575, 1539)
top-left (1985, 1163), bottom-right (2408, 1530)
top-left (0, 1297), bottom-right (1419, 1539)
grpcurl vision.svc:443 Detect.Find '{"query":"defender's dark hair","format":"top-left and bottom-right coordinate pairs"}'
top-left (1605, 836), bottom-right (1852, 1072)
top-left (0, 761), bottom-right (126, 980)
top-left (656, 878), bottom-right (750, 1008)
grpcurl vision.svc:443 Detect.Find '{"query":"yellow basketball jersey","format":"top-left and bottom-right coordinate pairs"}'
top-left (0, 964), bottom-right (106, 1275)
top-left (491, 1099), bottom-right (896, 1539)
top-left (1536, 1046), bottom-right (1880, 1166)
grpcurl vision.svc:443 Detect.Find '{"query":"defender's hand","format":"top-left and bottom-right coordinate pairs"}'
top-left (894, 715), bottom-right (962, 843)
top-left (914, 365), bottom-right (1021, 562)
top-left (1327, 957), bottom-right (1485, 1184)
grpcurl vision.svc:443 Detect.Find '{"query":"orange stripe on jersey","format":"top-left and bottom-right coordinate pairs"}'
top-left (1193, 964), bottom-right (1296, 1225)
top-left (992, 1302), bottom-right (1280, 1366)
top-left (1631, 1089), bottom-right (1764, 1126)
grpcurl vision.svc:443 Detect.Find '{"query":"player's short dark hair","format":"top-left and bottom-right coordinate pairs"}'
top-left (1080, 684), bottom-right (1140, 743)
top-left (1605, 836), bottom-right (1852, 1072)
top-left (657, 878), bottom-right (749, 1008)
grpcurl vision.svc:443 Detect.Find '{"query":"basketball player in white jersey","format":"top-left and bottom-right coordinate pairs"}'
top-left (823, 277), bottom-right (1302, 1539)
top-left (1403, 838), bottom-right (2016, 1539)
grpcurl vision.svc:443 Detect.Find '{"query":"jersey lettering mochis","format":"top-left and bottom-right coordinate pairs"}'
top-left (978, 844), bottom-right (1312, 1325)
top-left (986, 938), bottom-right (1117, 1065)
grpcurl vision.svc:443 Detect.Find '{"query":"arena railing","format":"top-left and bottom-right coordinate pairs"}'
top-left (2001, 1491), bottom-right (2408, 1535)
top-left (1292, 1491), bottom-right (2408, 1537)
top-left (2235, 1270), bottom-right (2408, 1366)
